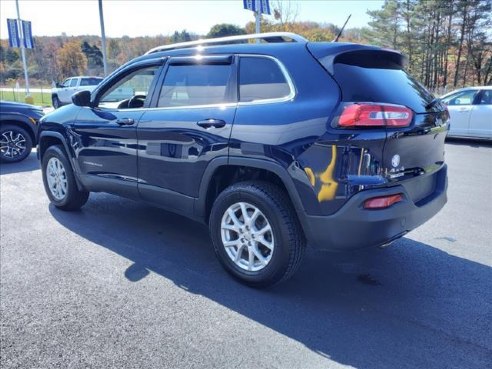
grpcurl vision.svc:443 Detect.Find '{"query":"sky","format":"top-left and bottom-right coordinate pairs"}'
top-left (0, 0), bottom-right (384, 39)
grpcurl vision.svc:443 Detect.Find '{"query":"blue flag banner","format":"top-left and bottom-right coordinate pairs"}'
top-left (243, 0), bottom-right (256, 12)
top-left (259, 0), bottom-right (271, 15)
top-left (7, 19), bottom-right (20, 48)
top-left (243, 0), bottom-right (270, 15)
top-left (22, 20), bottom-right (34, 49)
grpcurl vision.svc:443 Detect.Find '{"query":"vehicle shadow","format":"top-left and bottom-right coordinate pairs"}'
top-left (49, 193), bottom-right (491, 369)
top-left (0, 151), bottom-right (40, 175)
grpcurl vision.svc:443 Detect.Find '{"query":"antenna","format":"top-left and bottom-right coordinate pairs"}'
top-left (332, 14), bottom-right (352, 42)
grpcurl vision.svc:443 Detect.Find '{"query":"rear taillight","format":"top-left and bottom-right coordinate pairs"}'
top-left (364, 194), bottom-right (403, 209)
top-left (337, 103), bottom-right (413, 128)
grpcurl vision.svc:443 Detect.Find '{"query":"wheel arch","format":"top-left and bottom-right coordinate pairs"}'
top-left (38, 131), bottom-right (70, 160)
top-left (196, 157), bottom-right (308, 229)
top-left (38, 131), bottom-right (85, 191)
top-left (0, 116), bottom-right (36, 144)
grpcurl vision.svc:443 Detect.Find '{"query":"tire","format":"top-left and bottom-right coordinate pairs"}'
top-left (209, 181), bottom-right (306, 288)
top-left (0, 124), bottom-right (33, 163)
top-left (41, 145), bottom-right (89, 210)
top-left (52, 95), bottom-right (61, 109)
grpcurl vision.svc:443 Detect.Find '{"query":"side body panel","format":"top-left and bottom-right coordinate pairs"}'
top-left (448, 104), bottom-right (473, 136)
top-left (469, 104), bottom-right (492, 139)
top-left (69, 107), bottom-right (144, 199)
top-left (137, 106), bottom-right (236, 214)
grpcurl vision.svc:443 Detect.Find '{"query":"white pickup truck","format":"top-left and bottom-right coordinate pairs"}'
top-left (51, 76), bottom-right (103, 108)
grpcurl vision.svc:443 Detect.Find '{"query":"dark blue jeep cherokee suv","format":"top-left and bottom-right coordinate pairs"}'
top-left (38, 33), bottom-right (448, 287)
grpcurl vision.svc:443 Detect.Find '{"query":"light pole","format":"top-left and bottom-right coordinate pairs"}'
top-left (98, 0), bottom-right (108, 76)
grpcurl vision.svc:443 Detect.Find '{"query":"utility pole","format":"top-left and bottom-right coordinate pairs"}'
top-left (98, 0), bottom-right (108, 76)
top-left (15, 0), bottom-right (30, 98)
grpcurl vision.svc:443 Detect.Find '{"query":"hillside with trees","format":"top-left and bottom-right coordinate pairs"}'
top-left (1, 0), bottom-right (490, 91)
top-left (365, 0), bottom-right (492, 91)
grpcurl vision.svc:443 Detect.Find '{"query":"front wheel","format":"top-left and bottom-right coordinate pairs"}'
top-left (0, 124), bottom-right (33, 163)
top-left (209, 181), bottom-right (305, 288)
top-left (42, 145), bottom-right (89, 210)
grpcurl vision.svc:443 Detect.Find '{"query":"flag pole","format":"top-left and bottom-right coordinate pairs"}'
top-left (255, 0), bottom-right (261, 43)
top-left (15, 0), bottom-right (30, 98)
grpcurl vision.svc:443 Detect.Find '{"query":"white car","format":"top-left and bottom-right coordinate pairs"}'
top-left (51, 76), bottom-right (103, 108)
top-left (441, 86), bottom-right (492, 140)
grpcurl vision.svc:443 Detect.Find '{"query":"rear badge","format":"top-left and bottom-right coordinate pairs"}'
top-left (391, 154), bottom-right (400, 168)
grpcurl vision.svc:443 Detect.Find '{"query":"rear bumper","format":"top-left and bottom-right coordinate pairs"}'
top-left (303, 165), bottom-right (447, 251)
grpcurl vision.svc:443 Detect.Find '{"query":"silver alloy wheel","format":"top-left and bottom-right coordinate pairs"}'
top-left (46, 157), bottom-right (68, 200)
top-left (0, 130), bottom-right (26, 159)
top-left (221, 202), bottom-right (274, 272)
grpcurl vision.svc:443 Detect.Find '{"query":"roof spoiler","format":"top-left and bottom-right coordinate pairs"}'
top-left (307, 43), bottom-right (406, 74)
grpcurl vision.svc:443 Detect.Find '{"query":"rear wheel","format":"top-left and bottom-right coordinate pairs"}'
top-left (52, 95), bottom-right (61, 109)
top-left (42, 145), bottom-right (89, 210)
top-left (209, 181), bottom-right (305, 288)
top-left (0, 124), bottom-right (32, 163)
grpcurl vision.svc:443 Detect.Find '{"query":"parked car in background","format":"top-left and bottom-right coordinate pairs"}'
top-left (51, 76), bottom-right (103, 108)
top-left (441, 86), bottom-right (492, 140)
top-left (0, 100), bottom-right (44, 163)
top-left (38, 32), bottom-right (449, 287)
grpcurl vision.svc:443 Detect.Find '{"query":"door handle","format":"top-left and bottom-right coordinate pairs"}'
top-left (197, 119), bottom-right (226, 129)
top-left (116, 118), bottom-right (135, 125)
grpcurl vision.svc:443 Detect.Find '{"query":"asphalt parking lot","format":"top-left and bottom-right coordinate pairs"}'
top-left (1, 141), bottom-right (491, 369)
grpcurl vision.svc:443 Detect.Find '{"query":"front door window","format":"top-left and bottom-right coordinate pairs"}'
top-left (98, 66), bottom-right (160, 109)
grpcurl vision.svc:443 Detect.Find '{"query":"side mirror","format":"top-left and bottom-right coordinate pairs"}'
top-left (72, 90), bottom-right (92, 107)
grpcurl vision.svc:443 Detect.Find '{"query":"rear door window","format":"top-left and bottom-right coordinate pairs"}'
top-left (157, 64), bottom-right (233, 107)
top-left (239, 57), bottom-right (291, 102)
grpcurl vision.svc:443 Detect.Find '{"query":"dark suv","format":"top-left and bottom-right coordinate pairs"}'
top-left (38, 33), bottom-right (448, 287)
top-left (1, 100), bottom-right (44, 163)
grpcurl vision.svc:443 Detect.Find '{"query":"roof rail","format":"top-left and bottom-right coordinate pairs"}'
top-left (145, 32), bottom-right (308, 55)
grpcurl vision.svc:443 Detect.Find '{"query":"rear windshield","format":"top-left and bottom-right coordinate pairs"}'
top-left (80, 78), bottom-right (103, 86)
top-left (333, 64), bottom-right (434, 113)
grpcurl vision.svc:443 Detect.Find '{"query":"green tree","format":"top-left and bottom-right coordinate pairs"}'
top-left (367, 0), bottom-right (401, 49)
top-left (366, 0), bottom-right (492, 89)
top-left (170, 30), bottom-right (193, 43)
top-left (3, 47), bottom-right (20, 64)
top-left (462, 0), bottom-right (492, 85)
top-left (207, 24), bottom-right (245, 38)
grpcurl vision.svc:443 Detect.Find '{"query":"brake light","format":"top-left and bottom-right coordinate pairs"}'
top-left (338, 103), bottom-right (413, 128)
top-left (364, 194), bottom-right (403, 209)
